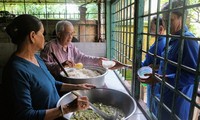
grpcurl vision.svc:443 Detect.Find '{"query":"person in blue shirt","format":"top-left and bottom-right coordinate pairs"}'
top-left (139, 0), bottom-right (199, 120)
top-left (141, 16), bottom-right (166, 108)
top-left (1, 14), bottom-right (96, 120)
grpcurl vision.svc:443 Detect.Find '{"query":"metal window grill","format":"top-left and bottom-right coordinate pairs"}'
top-left (111, 0), bottom-right (200, 120)
top-left (0, 0), bottom-right (199, 119)
top-left (0, 0), bottom-right (106, 42)
top-left (111, 0), bottom-right (135, 92)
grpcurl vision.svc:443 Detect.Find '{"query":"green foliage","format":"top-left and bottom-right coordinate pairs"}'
top-left (0, 2), bottom-right (98, 19)
top-left (162, 0), bottom-right (200, 37)
top-left (26, 4), bottom-right (46, 14)
top-left (125, 69), bottom-right (132, 81)
top-left (86, 3), bottom-right (98, 20)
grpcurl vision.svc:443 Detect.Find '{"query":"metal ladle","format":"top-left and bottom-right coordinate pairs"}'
top-left (51, 52), bottom-right (69, 77)
top-left (115, 60), bottom-right (132, 69)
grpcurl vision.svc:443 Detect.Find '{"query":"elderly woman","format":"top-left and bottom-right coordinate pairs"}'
top-left (139, 0), bottom-right (199, 120)
top-left (2, 14), bottom-right (96, 120)
top-left (40, 20), bottom-right (129, 79)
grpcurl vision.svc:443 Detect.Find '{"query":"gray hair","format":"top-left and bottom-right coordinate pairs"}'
top-left (55, 20), bottom-right (73, 34)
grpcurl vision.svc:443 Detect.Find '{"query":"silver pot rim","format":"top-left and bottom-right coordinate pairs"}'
top-left (57, 88), bottom-right (137, 120)
top-left (60, 65), bottom-right (108, 79)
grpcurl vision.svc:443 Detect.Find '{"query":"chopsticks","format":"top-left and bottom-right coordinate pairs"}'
top-left (71, 91), bottom-right (80, 97)
top-left (51, 52), bottom-right (69, 77)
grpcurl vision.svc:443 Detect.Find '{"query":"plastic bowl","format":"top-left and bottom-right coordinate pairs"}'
top-left (137, 66), bottom-right (152, 79)
top-left (102, 60), bottom-right (116, 69)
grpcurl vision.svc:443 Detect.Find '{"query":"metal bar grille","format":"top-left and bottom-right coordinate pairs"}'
top-left (111, 0), bottom-right (200, 120)
top-left (111, 0), bottom-right (134, 80)
top-left (0, 1), bottom-right (106, 42)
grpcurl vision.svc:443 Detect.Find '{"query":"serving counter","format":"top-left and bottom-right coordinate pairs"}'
top-left (104, 70), bottom-right (147, 120)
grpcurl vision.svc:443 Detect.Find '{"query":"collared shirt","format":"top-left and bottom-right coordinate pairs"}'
top-left (155, 26), bottom-right (199, 120)
top-left (142, 36), bottom-right (166, 66)
top-left (158, 26), bottom-right (199, 88)
top-left (40, 39), bottom-right (99, 78)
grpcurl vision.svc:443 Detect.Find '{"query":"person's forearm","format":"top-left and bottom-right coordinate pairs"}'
top-left (44, 107), bottom-right (62, 120)
top-left (77, 54), bottom-right (100, 66)
top-left (157, 74), bottom-right (175, 81)
top-left (60, 83), bottom-right (80, 92)
top-left (44, 104), bottom-right (73, 120)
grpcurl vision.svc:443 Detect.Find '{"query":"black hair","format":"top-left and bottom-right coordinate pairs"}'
top-left (151, 16), bottom-right (166, 29)
top-left (162, 0), bottom-right (186, 18)
top-left (5, 14), bottom-right (42, 45)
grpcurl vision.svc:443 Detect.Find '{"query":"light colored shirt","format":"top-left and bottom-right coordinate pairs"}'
top-left (40, 39), bottom-right (99, 78)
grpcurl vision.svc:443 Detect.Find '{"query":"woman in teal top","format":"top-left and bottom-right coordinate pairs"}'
top-left (1, 14), bottom-right (95, 120)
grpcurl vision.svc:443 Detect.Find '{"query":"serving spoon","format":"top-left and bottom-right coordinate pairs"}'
top-left (51, 52), bottom-right (69, 77)
top-left (71, 91), bottom-right (119, 120)
top-left (114, 60), bottom-right (132, 69)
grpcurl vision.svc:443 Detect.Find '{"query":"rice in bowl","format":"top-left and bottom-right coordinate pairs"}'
top-left (62, 68), bottom-right (101, 78)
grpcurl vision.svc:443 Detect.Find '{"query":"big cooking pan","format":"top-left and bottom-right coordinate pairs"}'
top-left (57, 88), bottom-right (137, 120)
top-left (60, 66), bottom-right (108, 87)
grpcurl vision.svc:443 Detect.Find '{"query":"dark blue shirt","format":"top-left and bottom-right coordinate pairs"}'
top-left (158, 26), bottom-right (199, 87)
top-left (142, 36), bottom-right (166, 66)
top-left (156, 26), bottom-right (199, 120)
top-left (2, 54), bottom-right (63, 120)
top-left (142, 36), bottom-right (166, 109)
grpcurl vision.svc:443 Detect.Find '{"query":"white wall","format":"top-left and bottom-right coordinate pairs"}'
top-left (73, 42), bottom-right (106, 57)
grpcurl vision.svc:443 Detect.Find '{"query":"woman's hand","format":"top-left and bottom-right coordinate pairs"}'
top-left (62, 96), bottom-right (89, 114)
top-left (98, 57), bottom-right (108, 66)
top-left (149, 64), bottom-right (159, 71)
top-left (62, 60), bottom-right (75, 68)
top-left (138, 73), bottom-right (160, 85)
top-left (77, 83), bottom-right (96, 90)
top-left (61, 83), bottom-right (96, 92)
top-left (109, 60), bottom-right (132, 70)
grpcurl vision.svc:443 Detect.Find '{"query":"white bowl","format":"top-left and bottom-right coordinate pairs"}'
top-left (102, 60), bottom-right (116, 69)
top-left (137, 66), bottom-right (152, 79)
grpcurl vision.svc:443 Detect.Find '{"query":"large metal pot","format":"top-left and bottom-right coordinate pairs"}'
top-left (60, 66), bottom-right (108, 87)
top-left (57, 88), bottom-right (137, 120)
